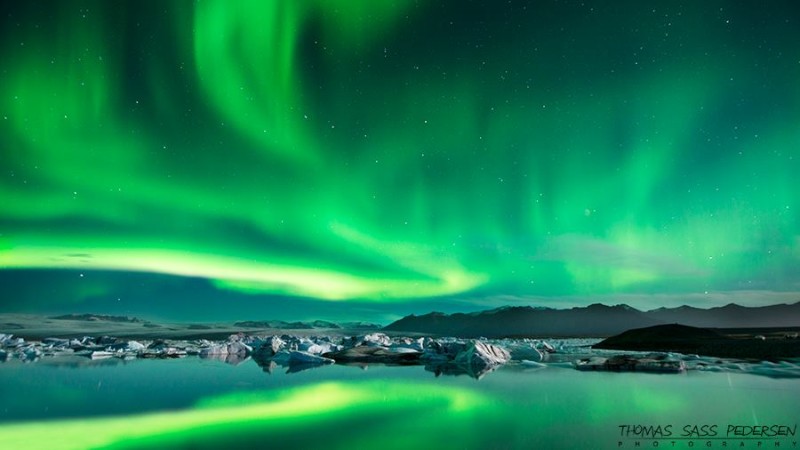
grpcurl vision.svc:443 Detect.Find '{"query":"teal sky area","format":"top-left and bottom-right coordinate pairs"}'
top-left (1, 1), bottom-right (799, 322)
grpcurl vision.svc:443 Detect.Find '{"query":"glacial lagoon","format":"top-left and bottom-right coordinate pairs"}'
top-left (1, 349), bottom-right (798, 450)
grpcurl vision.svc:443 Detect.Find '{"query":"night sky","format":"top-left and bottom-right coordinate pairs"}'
top-left (1, 1), bottom-right (799, 322)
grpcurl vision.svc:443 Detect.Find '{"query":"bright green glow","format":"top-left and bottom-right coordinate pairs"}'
top-left (193, 0), bottom-right (412, 163)
top-left (1, 2), bottom-right (799, 309)
top-left (193, 0), bottom-right (313, 162)
top-left (0, 381), bottom-right (488, 450)
top-left (1, 244), bottom-right (482, 300)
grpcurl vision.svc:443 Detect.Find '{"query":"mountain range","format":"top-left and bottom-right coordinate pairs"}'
top-left (234, 320), bottom-right (381, 330)
top-left (382, 302), bottom-right (800, 338)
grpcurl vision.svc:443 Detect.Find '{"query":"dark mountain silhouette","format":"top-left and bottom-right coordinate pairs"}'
top-left (384, 304), bottom-right (659, 337)
top-left (383, 301), bottom-right (800, 338)
top-left (594, 324), bottom-right (800, 360)
top-left (647, 302), bottom-right (800, 328)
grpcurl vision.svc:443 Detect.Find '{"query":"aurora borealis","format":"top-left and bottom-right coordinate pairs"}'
top-left (1, 1), bottom-right (799, 320)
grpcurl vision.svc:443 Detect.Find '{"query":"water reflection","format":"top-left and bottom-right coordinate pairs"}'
top-left (0, 358), bottom-right (797, 450)
top-left (425, 361), bottom-right (497, 379)
top-left (0, 381), bottom-right (494, 450)
top-left (199, 353), bottom-right (250, 366)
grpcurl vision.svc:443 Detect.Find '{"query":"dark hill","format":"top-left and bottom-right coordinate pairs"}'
top-left (593, 324), bottom-right (728, 353)
top-left (594, 323), bottom-right (800, 360)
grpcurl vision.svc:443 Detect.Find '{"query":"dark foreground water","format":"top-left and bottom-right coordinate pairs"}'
top-left (0, 357), bottom-right (797, 450)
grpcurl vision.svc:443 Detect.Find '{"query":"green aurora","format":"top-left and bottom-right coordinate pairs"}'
top-left (1, 1), bottom-right (799, 319)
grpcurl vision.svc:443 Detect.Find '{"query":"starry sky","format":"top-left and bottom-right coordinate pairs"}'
top-left (1, 1), bottom-right (799, 322)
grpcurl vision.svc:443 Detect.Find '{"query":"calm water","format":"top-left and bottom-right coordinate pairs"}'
top-left (0, 357), bottom-right (797, 450)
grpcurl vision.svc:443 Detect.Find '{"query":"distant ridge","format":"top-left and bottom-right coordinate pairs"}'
top-left (646, 302), bottom-right (800, 328)
top-left (50, 314), bottom-right (145, 323)
top-left (233, 320), bottom-right (381, 330)
top-left (43, 315), bottom-right (383, 331)
top-left (383, 301), bottom-right (800, 338)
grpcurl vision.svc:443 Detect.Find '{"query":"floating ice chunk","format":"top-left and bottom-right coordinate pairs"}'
top-left (90, 351), bottom-right (114, 359)
top-left (508, 343), bottom-right (545, 362)
top-left (453, 341), bottom-right (511, 371)
top-left (298, 341), bottom-right (338, 355)
top-left (520, 360), bottom-right (547, 368)
top-left (252, 336), bottom-right (285, 357)
top-left (125, 341), bottom-right (146, 352)
top-left (539, 341), bottom-right (556, 353)
top-left (387, 346), bottom-right (420, 354)
top-left (357, 333), bottom-right (392, 347)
